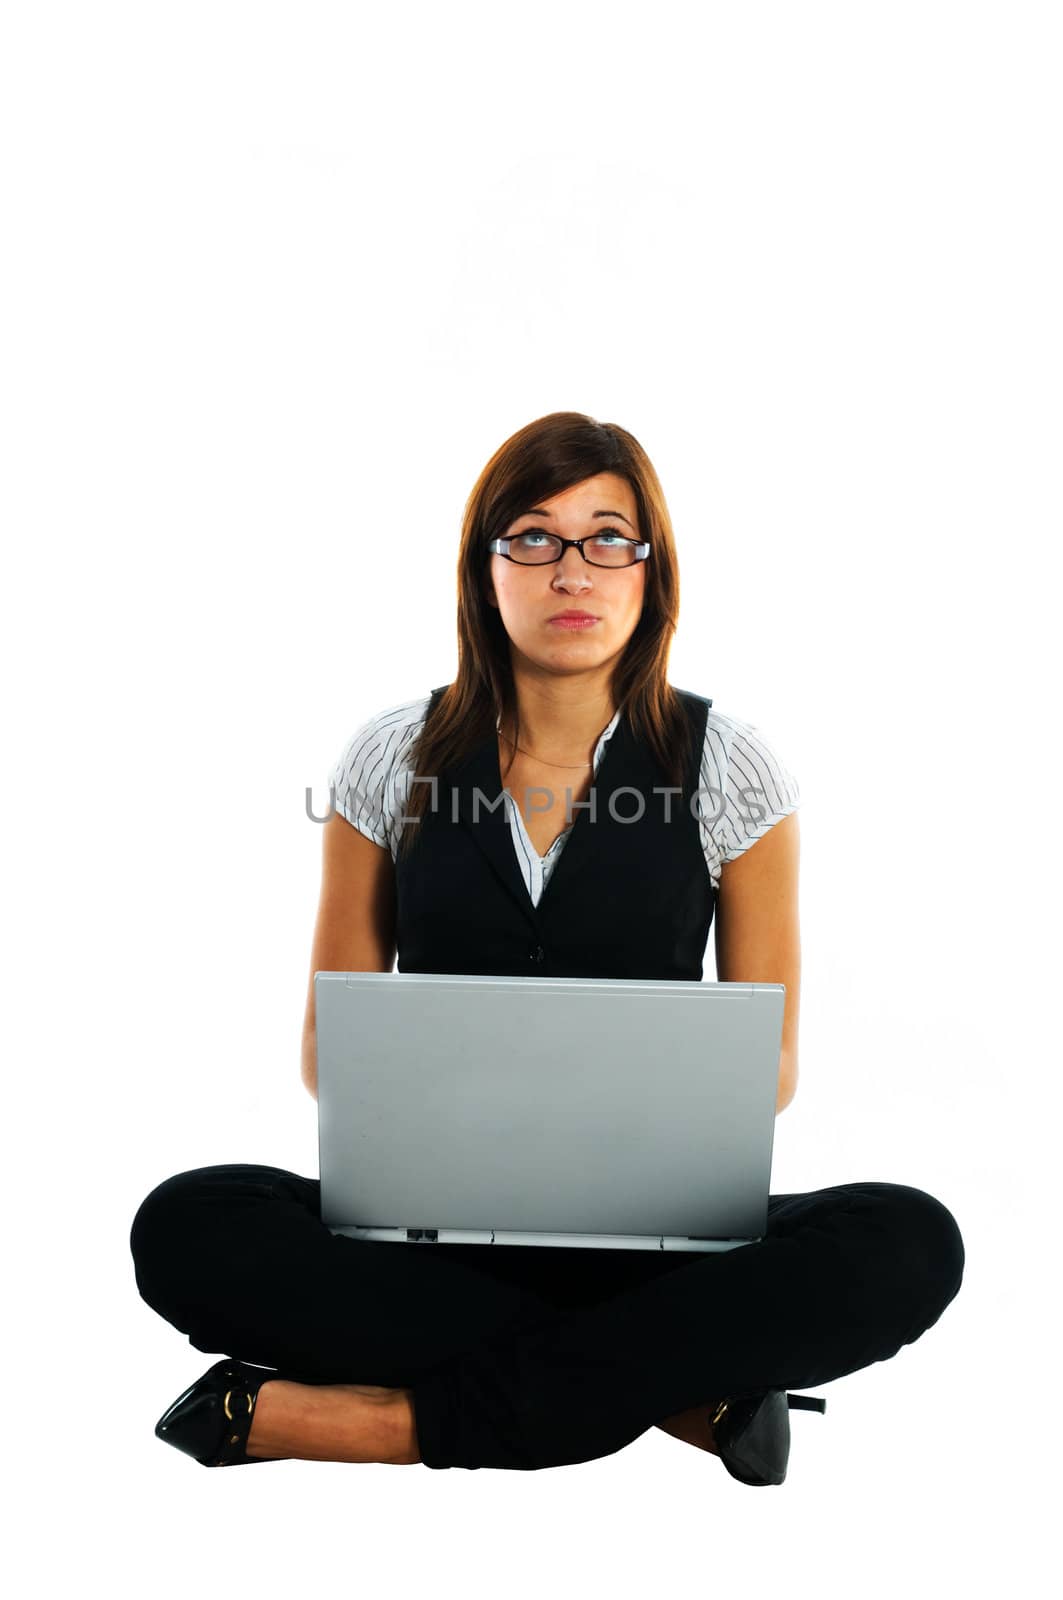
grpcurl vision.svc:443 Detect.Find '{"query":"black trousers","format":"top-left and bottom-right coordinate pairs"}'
top-left (129, 1163), bottom-right (965, 1471)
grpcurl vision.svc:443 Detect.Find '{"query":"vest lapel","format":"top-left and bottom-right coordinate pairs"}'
top-left (446, 732), bottom-right (542, 935)
top-left (445, 705), bottom-right (632, 928)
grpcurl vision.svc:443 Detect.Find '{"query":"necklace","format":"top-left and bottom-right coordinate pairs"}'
top-left (498, 731), bottom-right (593, 769)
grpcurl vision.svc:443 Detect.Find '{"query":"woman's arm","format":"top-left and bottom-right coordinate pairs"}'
top-left (713, 810), bottom-right (801, 1114)
top-left (300, 811), bottom-right (398, 1099)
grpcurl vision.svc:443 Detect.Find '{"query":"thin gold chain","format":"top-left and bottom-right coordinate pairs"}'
top-left (498, 731), bottom-right (593, 769)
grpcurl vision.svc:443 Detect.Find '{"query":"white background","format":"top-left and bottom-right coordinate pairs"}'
top-left (3, 2), bottom-right (1060, 1595)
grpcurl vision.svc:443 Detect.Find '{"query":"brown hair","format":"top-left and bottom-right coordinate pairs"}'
top-left (396, 410), bottom-right (696, 860)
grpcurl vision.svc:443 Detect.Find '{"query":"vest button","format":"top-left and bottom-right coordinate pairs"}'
top-left (530, 945), bottom-right (545, 962)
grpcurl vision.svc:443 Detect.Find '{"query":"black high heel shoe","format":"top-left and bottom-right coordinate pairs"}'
top-left (154, 1357), bottom-right (281, 1467)
top-left (710, 1389), bottom-right (827, 1486)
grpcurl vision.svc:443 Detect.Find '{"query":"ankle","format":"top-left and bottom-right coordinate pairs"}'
top-left (655, 1401), bottom-right (720, 1455)
top-left (337, 1386), bottom-right (420, 1465)
top-left (247, 1379), bottom-right (420, 1465)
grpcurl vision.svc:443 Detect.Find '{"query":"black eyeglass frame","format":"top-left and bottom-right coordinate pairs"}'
top-left (487, 535), bottom-right (651, 568)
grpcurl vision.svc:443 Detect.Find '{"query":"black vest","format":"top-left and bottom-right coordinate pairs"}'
top-left (394, 686), bottom-right (716, 982)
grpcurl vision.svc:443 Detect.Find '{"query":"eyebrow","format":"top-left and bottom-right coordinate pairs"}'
top-left (518, 507), bottom-right (635, 529)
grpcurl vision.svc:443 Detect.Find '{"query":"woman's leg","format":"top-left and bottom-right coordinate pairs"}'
top-left (408, 1181), bottom-right (966, 1471)
top-left (129, 1163), bottom-right (565, 1387)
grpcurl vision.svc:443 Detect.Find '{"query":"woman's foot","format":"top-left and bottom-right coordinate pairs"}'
top-left (245, 1380), bottom-right (420, 1464)
top-left (654, 1402), bottom-right (721, 1455)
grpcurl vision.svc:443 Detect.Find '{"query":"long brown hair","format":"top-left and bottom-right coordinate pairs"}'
top-left (396, 411), bottom-right (696, 860)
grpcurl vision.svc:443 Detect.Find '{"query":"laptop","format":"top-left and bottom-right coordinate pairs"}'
top-left (314, 970), bottom-right (785, 1253)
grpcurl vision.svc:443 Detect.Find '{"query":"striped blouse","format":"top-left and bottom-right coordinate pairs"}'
top-left (328, 692), bottom-right (801, 908)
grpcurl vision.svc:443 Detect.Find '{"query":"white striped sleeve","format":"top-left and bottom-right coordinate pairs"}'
top-left (698, 713), bottom-right (801, 886)
top-left (718, 720), bottom-right (801, 862)
top-left (328, 697), bottom-right (430, 851)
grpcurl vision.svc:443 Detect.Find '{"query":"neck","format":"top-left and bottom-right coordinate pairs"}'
top-left (498, 679), bottom-right (618, 767)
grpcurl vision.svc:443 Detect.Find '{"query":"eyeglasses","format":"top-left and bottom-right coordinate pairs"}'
top-left (488, 532), bottom-right (650, 569)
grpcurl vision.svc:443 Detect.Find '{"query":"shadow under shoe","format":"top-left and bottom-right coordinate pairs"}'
top-left (154, 1357), bottom-right (281, 1467)
top-left (711, 1389), bottom-right (827, 1486)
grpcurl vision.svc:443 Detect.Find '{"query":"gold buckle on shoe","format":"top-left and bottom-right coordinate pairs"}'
top-left (223, 1387), bottom-right (253, 1421)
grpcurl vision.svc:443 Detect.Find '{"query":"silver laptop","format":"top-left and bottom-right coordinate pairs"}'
top-left (314, 971), bottom-right (784, 1253)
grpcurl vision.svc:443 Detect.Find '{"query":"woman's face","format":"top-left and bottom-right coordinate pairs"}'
top-left (485, 472), bottom-right (647, 680)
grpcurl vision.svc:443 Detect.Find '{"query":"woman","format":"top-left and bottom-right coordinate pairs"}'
top-left (129, 411), bottom-right (964, 1482)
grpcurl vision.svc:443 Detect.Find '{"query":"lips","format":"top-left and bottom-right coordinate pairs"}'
top-left (550, 611), bottom-right (598, 621)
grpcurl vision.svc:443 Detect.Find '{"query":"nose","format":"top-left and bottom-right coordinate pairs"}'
top-left (553, 546), bottom-right (592, 588)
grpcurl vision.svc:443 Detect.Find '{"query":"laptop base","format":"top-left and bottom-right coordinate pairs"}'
top-left (325, 1224), bottom-right (756, 1252)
